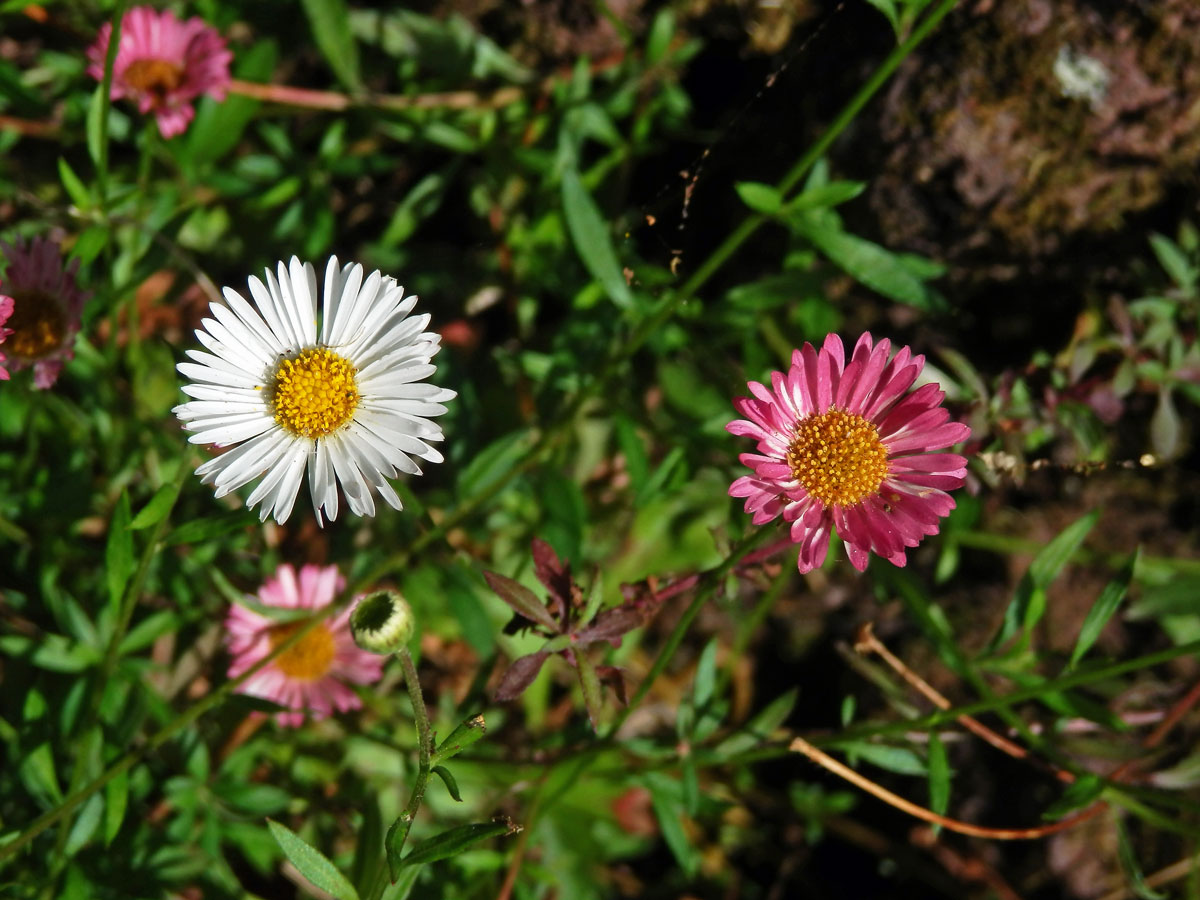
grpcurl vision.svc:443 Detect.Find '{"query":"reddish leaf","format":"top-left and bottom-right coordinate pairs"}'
top-left (531, 537), bottom-right (572, 624)
top-left (484, 571), bottom-right (560, 633)
top-left (574, 605), bottom-right (645, 647)
top-left (596, 665), bottom-right (629, 705)
top-left (494, 651), bottom-right (551, 701)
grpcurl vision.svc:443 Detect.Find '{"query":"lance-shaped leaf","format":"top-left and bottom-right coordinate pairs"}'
top-left (531, 537), bottom-right (573, 623)
top-left (431, 766), bottom-right (462, 802)
top-left (267, 819), bottom-right (359, 900)
top-left (494, 651), bottom-right (551, 701)
top-left (574, 601), bottom-right (649, 647)
top-left (432, 714), bottom-right (487, 765)
top-left (484, 571), bottom-right (560, 633)
top-left (398, 819), bottom-right (521, 870)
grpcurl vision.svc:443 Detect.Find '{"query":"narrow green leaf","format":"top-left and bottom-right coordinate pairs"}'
top-left (561, 165), bottom-right (633, 309)
top-left (1041, 773), bottom-right (1104, 821)
top-left (792, 210), bottom-right (946, 310)
top-left (644, 774), bottom-right (698, 876)
top-left (184, 40), bottom-right (278, 166)
top-left (71, 225), bottom-right (109, 265)
top-left (711, 689), bottom-right (799, 759)
top-left (106, 492), bottom-right (134, 615)
top-left (104, 769), bottom-right (128, 846)
top-left (990, 510), bottom-right (1100, 651)
top-left (1149, 232), bottom-right (1196, 292)
top-left (787, 180), bottom-right (867, 211)
top-left (57, 157), bottom-right (91, 209)
top-left (267, 819), bottom-right (360, 900)
top-left (692, 639), bottom-right (719, 712)
top-left (64, 793), bottom-right (104, 857)
top-left (432, 714), bottom-right (487, 765)
top-left (399, 820), bottom-right (518, 870)
top-left (1030, 510), bottom-right (1101, 589)
top-left (299, 0), bottom-right (362, 91)
top-left (431, 766), bottom-right (462, 802)
top-left (1069, 549), bottom-right (1139, 669)
top-left (1115, 813), bottom-right (1168, 900)
top-left (646, 9), bottom-right (675, 63)
top-left (381, 169), bottom-right (452, 247)
top-left (1150, 387), bottom-right (1180, 460)
top-left (164, 510), bottom-right (257, 545)
top-left (86, 84), bottom-right (106, 170)
top-left (837, 741), bottom-right (928, 776)
top-left (734, 181), bottom-right (782, 214)
top-left (128, 481), bottom-right (182, 530)
top-left (926, 732), bottom-right (950, 836)
top-left (17, 742), bottom-right (62, 806)
top-left (456, 430), bottom-right (532, 498)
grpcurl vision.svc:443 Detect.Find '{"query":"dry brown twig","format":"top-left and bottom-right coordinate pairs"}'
top-left (791, 622), bottom-right (1200, 841)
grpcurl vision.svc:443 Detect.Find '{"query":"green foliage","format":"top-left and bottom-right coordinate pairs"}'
top-left (1, 0), bottom-right (1197, 896)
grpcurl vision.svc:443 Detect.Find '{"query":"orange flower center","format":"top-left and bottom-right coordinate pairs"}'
top-left (5, 291), bottom-right (66, 360)
top-left (122, 58), bottom-right (184, 105)
top-left (786, 408), bottom-right (890, 508)
top-left (270, 621), bottom-right (337, 681)
top-left (267, 348), bottom-right (360, 438)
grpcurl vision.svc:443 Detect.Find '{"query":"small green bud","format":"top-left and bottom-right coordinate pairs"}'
top-left (350, 590), bottom-right (415, 655)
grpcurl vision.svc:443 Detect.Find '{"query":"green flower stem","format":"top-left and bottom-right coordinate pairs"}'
top-left (374, 648), bottom-right (436, 897)
top-left (94, 0), bottom-right (128, 213)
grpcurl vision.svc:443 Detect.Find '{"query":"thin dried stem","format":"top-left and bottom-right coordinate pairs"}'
top-left (789, 736), bottom-right (1102, 840)
top-left (854, 623), bottom-right (1076, 784)
top-left (1096, 853), bottom-right (1200, 900)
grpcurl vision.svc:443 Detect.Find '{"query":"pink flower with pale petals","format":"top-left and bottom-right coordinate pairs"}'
top-left (0, 237), bottom-right (89, 388)
top-left (226, 563), bottom-right (385, 727)
top-left (727, 332), bottom-right (970, 573)
top-left (87, 6), bottom-right (232, 139)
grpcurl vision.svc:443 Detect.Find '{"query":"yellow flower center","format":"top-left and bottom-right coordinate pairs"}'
top-left (5, 291), bottom-right (66, 360)
top-left (267, 348), bottom-right (360, 438)
top-left (786, 408), bottom-right (890, 508)
top-left (122, 58), bottom-right (184, 105)
top-left (270, 621), bottom-right (336, 681)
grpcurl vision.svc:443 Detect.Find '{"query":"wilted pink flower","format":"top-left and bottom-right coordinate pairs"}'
top-left (0, 238), bottom-right (88, 388)
top-left (727, 333), bottom-right (970, 573)
top-left (226, 564), bottom-right (385, 727)
top-left (87, 6), bottom-right (232, 139)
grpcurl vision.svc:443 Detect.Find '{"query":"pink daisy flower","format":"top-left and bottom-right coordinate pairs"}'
top-left (225, 563), bottom-right (385, 727)
top-left (0, 237), bottom-right (89, 388)
top-left (87, 6), bottom-right (232, 139)
top-left (727, 332), bottom-right (970, 573)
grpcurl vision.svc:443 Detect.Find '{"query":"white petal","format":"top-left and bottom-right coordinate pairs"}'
top-left (177, 361), bottom-right (262, 390)
top-left (320, 256), bottom-right (342, 345)
top-left (248, 273), bottom-right (298, 350)
top-left (327, 263), bottom-right (363, 347)
top-left (221, 286), bottom-right (286, 356)
top-left (327, 434), bottom-right (374, 517)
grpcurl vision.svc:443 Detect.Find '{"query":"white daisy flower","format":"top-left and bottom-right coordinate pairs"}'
top-left (174, 256), bottom-right (455, 525)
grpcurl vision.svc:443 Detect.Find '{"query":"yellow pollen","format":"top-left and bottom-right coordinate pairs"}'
top-left (122, 58), bottom-right (184, 104)
top-left (786, 408), bottom-right (890, 508)
top-left (267, 348), bottom-right (360, 438)
top-left (5, 291), bottom-right (66, 360)
top-left (270, 621), bottom-right (336, 681)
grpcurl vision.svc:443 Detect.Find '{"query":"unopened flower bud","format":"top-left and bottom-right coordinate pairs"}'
top-left (350, 590), bottom-right (415, 655)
